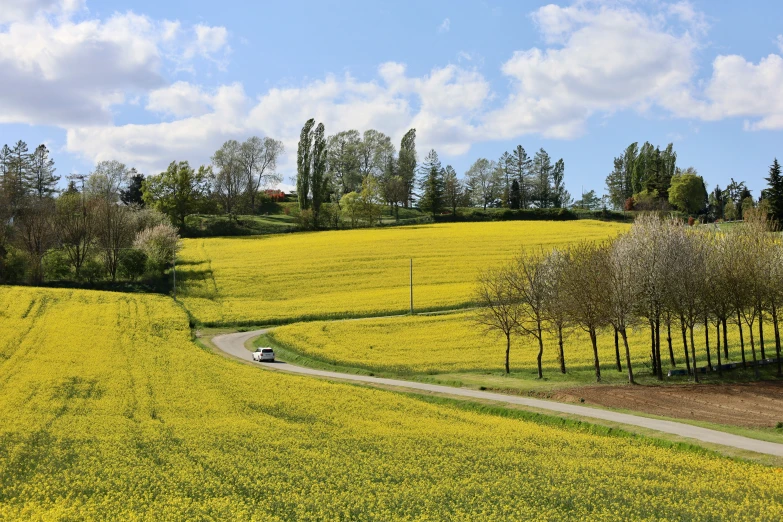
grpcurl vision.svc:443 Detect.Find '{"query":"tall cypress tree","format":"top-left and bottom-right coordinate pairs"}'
top-left (418, 149), bottom-right (444, 216)
top-left (296, 119), bottom-right (315, 210)
top-left (765, 158), bottom-right (783, 222)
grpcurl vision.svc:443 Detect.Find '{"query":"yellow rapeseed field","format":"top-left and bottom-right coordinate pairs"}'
top-left (178, 221), bottom-right (628, 325)
top-left (2, 285), bottom-right (782, 519)
top-left (271, 311), bottom-right (752, 376)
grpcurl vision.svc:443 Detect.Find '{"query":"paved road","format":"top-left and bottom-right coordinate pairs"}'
top-left (213, 329), bottom-right (783, 457)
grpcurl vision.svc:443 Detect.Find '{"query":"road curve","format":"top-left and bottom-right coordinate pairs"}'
top-left (213, 329), bottom-right (783, 457)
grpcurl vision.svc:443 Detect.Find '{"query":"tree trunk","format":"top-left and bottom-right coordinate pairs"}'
top-left (715, 323), bottom-right (723, 377)
top-left (773, 302), bottom-right (782, 377)
top-left (620, 328), bottom-right (635, 385)
top-left (704, 316), bottom-right (712, 371)
top-left (737, 311), bottom-right (746, 368)
top-left (650, 322), bottom-right (657, 376)
top-left (505, 333), bottom-right (511, 374)
top-left (758, 309), bottom-right (766, 360)
top-left (680, 315), bottom-right (691, 374)
top-left (589, 329), bottom-right (601, 383)
top-left (667, 319), bottom-right (676, 367)
top-left (655, 317), bottom-right (663, 381)
top-left (558, 325), bottom-right (566, 374)
top-left (722, 318), bottom-right (729, 359)
top-left (536, 322), bottom-right (544, 380)
top-left (749, 324), bottom-right (759, 379)
top-left (614, 327), bottom-right (622, 372)
top-left (689, 326), bottom-right (699, 383)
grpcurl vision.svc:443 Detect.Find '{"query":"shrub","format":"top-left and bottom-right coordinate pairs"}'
top-left (134, 223), bottom-right (182, 273)
top-left (80, 258), bottom-right (105, 284)
top-left (42, 249), bottom-right (71, 281)
top-left (118, 249), bottom-right (148, 281)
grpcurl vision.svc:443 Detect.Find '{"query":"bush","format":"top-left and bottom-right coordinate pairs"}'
top-left (118, 249), bottom-right (148, 281)
top-left (80, 258), bottom-right (105, 284)
top-left (134, 224), bottom-right (182, 273)
top-left (0, 247), bottom-right (29, 284)
top-left (43, 249), bottom-right (72, 281)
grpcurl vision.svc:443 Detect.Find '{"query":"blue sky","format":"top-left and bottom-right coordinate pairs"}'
top-left (1, 0), bottom-right (782, 198)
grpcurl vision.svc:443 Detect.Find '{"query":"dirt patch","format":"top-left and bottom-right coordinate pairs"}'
top-left (552, 381), bottom-right (783, 428)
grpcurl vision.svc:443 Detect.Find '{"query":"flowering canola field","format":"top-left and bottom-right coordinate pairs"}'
top-left (178, 221), bottom-right (628, 325)
top-left (271, 311), bottom-right (753, 375)
top-left (2, 286), bottom-right (782, 520)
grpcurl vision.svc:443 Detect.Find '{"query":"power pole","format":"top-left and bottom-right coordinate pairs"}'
top-left (409, 258), bottom-right (413, 315)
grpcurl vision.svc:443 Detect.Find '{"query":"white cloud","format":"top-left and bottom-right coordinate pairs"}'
top-left (0, 0), bottom-right (85, 24)
top-left (438, 18), bottom-right (450, 33)
top-left (777, 34), bottom-right (783, 54)
top-left (0, 1), bottom-right (230, 126)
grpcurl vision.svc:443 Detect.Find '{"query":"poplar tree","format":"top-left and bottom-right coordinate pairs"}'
top-left (296, 118), bottom-right (316, 210)
top-left (310, 122), bottom-right (328, 228)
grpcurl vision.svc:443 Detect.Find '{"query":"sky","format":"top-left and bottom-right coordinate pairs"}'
top-left (1, 0), bottom-right (782, 198)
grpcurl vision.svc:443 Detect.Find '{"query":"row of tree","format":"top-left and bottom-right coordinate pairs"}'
top-left (475, 212), bottom-right (783, 382)
top-left (293, 119), bottom-right (571, 227)
top-left (0, 149), bottom-right (180, 285)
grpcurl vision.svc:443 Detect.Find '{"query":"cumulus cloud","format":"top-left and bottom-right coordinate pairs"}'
top-left (0, 1), bottom-right (229, 125)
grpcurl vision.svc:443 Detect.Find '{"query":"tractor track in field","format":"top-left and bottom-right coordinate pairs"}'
top-left (212, 328), bottom-right (783, 458)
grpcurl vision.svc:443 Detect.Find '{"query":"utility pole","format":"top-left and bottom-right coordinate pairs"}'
top-left (409, 258), bottom-right (413, 315)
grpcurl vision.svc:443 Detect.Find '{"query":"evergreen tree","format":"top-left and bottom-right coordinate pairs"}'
top-left (120, 169), bottom-right (145, 206)
top-left (398, 129), bottom-right (417, 207)
top-left (498, 151), bottom-right (512, 207)
top-left (418, 149), bottom-right (444, 216)
top-left (764, 158), bottom-right (783, 223)
top-left (532, 148), bottom-right (552, 208)
top-left (2, 141), bottom-right (30, 210)
top-left (27, 144), bottom-right (58, 199)
top-left (442, 165), bottom-right (463, 218)
top-left (511, 145), bottom-right (532, 208)
top-left (509, 179), bottom-right (521, 209)
top-left (296, 118), bottom-right (316, 210)
top-left (709, 185), bottom-right (725, 220)
top-left (550, 158), bottom-right (569, 208)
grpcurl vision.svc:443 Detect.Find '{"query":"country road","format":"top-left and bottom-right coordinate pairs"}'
top-left (212, 329), bottom-right (783, 458)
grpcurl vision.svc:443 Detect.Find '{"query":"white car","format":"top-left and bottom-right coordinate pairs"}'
top-left (252, 347), bottom-right (275, 362)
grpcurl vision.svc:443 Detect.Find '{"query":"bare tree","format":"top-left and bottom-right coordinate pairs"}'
top-left (95, 201), bottom-right (135, 281)
top-left (542, 249), bottom-right (571, 374)
top-left (212, 140), bottom-right (247, 217)
top-left (55, 192), bottom-right (97, 278)
top-left (474, 265), bottom-right (524, 374)
top-left (241, 136), bottom-right (283, 213)
top-left (562, 241), bottom-right (610, 382)
top-left (769, 240), bottom-right (783, 377)
top-left (608, 235), bottom-right (640, 384)
top-left (14, 198), bottom-right (55, 284)
top-left (508, 249), bottom-right (549, 379)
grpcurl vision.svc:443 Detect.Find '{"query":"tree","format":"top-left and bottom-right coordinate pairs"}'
top-left (54, 192), bottom-right (97, 278)
top-left (143, 161), bottom-right (212, 230)
top-left (764, 159), bottom-right (783, 223)
top-left (296, 119), bottom-right (316, 210)
top-left (668, 170), bottom-right (707, 214)
top-left (398, 129), bottom-right (417, 207)
top-left (510, 145), bottom-right (532, 208)
top-left (708, 185), bottom-right (725, 221)
top-left (356, 175), bottom-right (383, 225)
top-left (27, 144), bottom-right (58, 199)
top-left (724, 199), bottom-right (738, 221)
top-left (550, 159), bottom-right (569, 208)
top-left (606, 144), bottom-right (637, 210)
top-left (562, 241), bottom-right (610, 382)
top-left (498, 151), bottom-right (512, 207)
top-left (418, 150), bottom-right (444, 216)
top-left (14, 198), bottom-right (55, 284)
top-left (87, 160), bottom-right (129, 202)
top-left (340, 191), bottom-right (360, 227)
top-left (95, 200), bottom-right (135, 281)
top-left (327, 130), bottom-right (362, 196)
top-left (2, 141), bottom-right (30, 211)
top-left (509, 250), bottom-right (549, 379)
top-left (120, 169), bottom-right (145, 207)
top-left (310, 122), bottom-right (329, 228)
top-left (465, 158), bottom-right (500, 210)
top-left (509, 179), bottom-right (521, 210)
top-left (241, 136), bottom-right (284, 213)
top-left (442, 165), bottom-right (463, 219)
top-left (608, 236), bottom-right (639, 384)
top-left (573, 190), bottom-right (601, 210)
top-left (541, 249), bottom-right (571, 374)
top-left (474, 265), bottom-right (524, 374)
top-left (358, 129), bottom-right (394, 179)
top-left (133, 223), bottom-right (181, 273)
top-left (212, 140), bottom-right (246, 217)
top-left (531, 149), bottom-right (552, 208)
